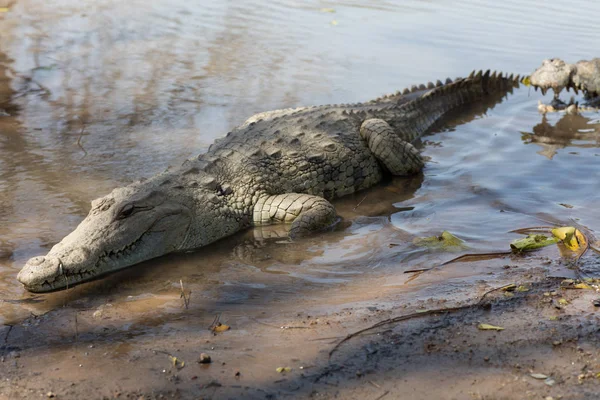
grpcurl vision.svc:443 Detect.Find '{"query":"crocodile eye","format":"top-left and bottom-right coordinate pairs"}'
top-left (117, 204), bottom-right (135, 220)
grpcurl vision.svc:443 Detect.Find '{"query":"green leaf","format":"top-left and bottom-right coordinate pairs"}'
top-left (510, 234), bottom-right (558, 252)
top-left (413, 231), bottom-right (468, 252)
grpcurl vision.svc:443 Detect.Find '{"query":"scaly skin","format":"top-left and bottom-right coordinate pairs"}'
top-left (529, 58), bottom-right (600, 113)
top-left (17, 70), bottom-right (522, 292)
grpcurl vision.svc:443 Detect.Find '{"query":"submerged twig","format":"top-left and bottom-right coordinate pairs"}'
top-left (509, 226), bottom-right (555, 235)
top-left (179, 279), bottom-right (190, 309)
top-left (353, 195), bottom-right (368, 211)
top-left (374, 391), bottom-right (390, 400)
top-left (404, 251), bottom-right (513, 275)
top-left (76, 124), bottom-right (88, 156)
top-left (3, 325), bottom-right (13, 344)
top-left (329, 284), bottom-right (515, 358)
top-left (209, 313), bottom-right (221, 330)
top-left (313, 364), bottom-right (344, 383)
top-left (74, 312), bottom-right (78, 342)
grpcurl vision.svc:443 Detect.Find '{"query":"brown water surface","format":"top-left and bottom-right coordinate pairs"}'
top-left (1, 1), bottom-right (600, 397)
top-left (2, 0), bottom-right (600, 318)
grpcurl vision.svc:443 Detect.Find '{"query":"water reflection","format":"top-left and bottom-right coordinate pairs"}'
top-left (522, 113), bottom-right (600, 159)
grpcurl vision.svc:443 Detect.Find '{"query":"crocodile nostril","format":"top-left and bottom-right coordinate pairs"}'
top-left (28, 256), bottom-right (46, 266)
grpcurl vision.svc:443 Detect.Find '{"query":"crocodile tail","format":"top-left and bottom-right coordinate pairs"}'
top-left (392, 70), bottom-right (523, 141)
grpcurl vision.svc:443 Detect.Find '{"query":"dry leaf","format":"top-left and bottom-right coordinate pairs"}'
top-left (477, 323), bottom-right (504, 331)
top-left (530, 373), bottom-right (548, 379)
top-left (212, 323), bottom-right (230, 332)
top-left (169, 356), bottom-right (185, 369)
top-left (573, 283), bottom-right (591, 289)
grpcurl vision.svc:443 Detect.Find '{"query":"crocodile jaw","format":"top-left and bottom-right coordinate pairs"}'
top-left (18, 186), bottom-right (193, 292)
top-left (18, 229), bottom-right (176, 292)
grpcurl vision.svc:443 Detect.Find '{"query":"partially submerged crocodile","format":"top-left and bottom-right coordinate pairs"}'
top-left (529, 58), bottom-right (600, 113)
top-left (17, 70), bottom-right (522, 292)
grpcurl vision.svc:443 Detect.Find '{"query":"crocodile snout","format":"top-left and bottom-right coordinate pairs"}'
top-left (17, 255), bottom-right (62, 289)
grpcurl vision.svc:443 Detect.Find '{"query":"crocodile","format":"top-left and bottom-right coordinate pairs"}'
top-left (529, 58), bottom-right (600, 113)
top-left (17, 70), bottom-right (522, 292)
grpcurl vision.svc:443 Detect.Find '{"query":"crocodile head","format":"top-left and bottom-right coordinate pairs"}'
top-left (529, 58), bottom-right (576, 98)
top-left (530, 58), bottom-right (600, 99)
top-left (18, 180), bottom-right (196, 292)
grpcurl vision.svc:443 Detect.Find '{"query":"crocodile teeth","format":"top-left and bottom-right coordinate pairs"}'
top-left (541, 88), bottom-right (547, 96)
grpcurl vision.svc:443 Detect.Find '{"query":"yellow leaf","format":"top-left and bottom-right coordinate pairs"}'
top-left (276, 367), bottom-right (292, 373)
top-left (515, 285), bottom-right (529, 292)
top-left (320, 8), bottom-right (335, 13)
top-left (575, 229), bottom-right (587, 249)
top-left (551, 226), bottom-right (582, 251)
top-left (212, 323), bottom-right (230, 332)
top-left (558, 298), bottom-right (568, 305)
top-left (552, 226), bottom-right (575, 240)
top-left (502, 284), bottom-right (517, 292)
top-left (549, 316), bottom-right (558, 321)
top-left (478, 323), bottom-right (504, 331)
top-left (169, 356), bottom-right (185, 369)
top-left (0, 7), bottom-right (9, 12)
top-left (522, 76), bottom-right (531, 86)
top-left (573, 283), bottom-right (591, 289)
top-left (330, 20), bottom-right (338, 26)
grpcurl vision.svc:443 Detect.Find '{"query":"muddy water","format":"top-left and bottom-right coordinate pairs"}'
top-left (1, 0), bottom-right (600, 330)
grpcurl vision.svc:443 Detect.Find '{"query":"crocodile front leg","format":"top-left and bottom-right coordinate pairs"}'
top-left (252, 193), bottom-right (337, 237)
top-left (360, 118), bottom-right (424, 175)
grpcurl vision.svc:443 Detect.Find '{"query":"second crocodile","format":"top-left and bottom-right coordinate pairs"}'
top-left (530, 58), bottom-right (600, 113)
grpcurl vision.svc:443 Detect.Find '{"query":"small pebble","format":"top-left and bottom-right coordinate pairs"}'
top-left (198, 353), bottom-right (211, 364)
top-left (46, 392), bottom-right (55, 398)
